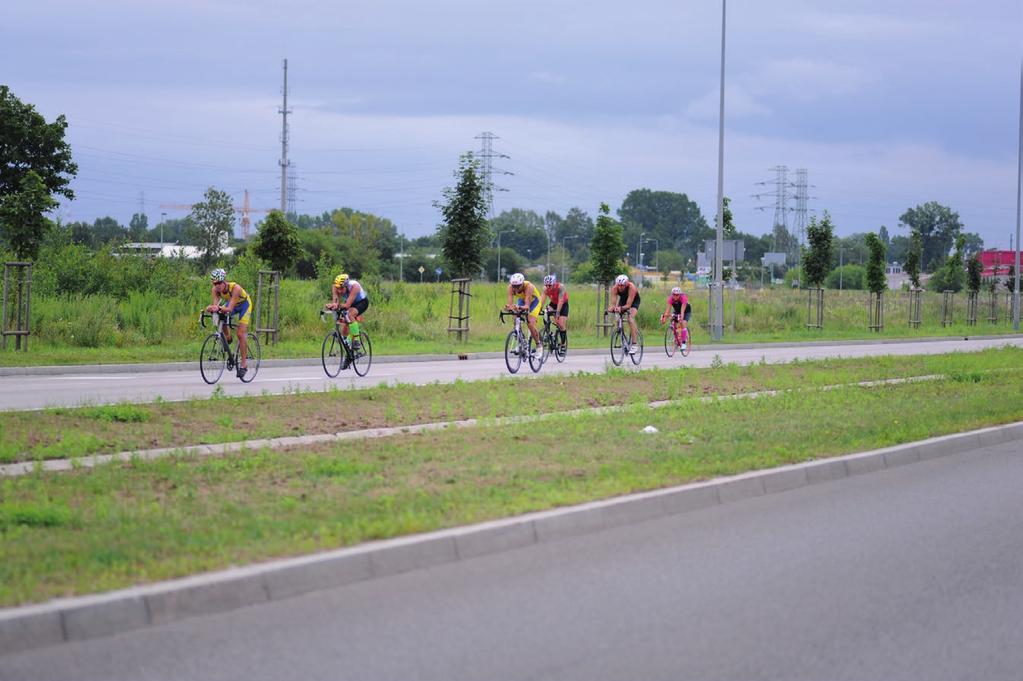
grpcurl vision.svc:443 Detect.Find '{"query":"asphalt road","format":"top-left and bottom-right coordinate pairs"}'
top-left (4, 438), bottom-right (1021, 680)
top-left (2, 336), bottom-right (1021, 411)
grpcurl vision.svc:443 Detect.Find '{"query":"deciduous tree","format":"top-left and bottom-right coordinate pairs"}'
top-left (436, 153), bottom-right (488, 279)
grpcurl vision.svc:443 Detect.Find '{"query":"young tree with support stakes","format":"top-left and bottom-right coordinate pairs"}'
top-left (590, 203), bottom-right (626, 286)
top-left (0, 171), bottom-right (57, 261)
top-left (865, 232), bottom-right (887, 331)
top-left (436, 153), bottom-right (488, 279)
top-left (802, 212), bottom-right (834, 329)
top-left (905, 229), bottom-right (922, 289)
top-left (253, 210), bottom-right (300, 274)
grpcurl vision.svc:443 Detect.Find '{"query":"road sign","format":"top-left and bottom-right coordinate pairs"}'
top-left (704, 240), bottom-right (745, 262)
top-left (435, 268), bottom-right (442, 276)
top-left (418, 266), bottom-right (425, 274)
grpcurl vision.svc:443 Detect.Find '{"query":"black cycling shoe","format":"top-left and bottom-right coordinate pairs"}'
top-left (236, 366), bottom-right (247, 380)
top-left (341, 356), bottom-right (351, 371)
top-left (227, 357), bottom-right (235, 371)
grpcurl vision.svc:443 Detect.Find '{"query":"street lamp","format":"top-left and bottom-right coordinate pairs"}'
top-left (562, 235), bottom-right (578, 284)
top-left (648, 239), bottom-right (659, 276)
top-left (637, 232), bottom-right (645, 270)
top-left (160, 212), bottom-right (167, 250)
top-left (398, 234), bottom-right (404, 282)
top-left (497, 230), bottom-right (512, 282)
top-left (711, 0), bottom-right (727, 341)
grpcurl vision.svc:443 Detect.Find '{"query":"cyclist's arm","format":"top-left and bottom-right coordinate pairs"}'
top-left (331, 286), bottom-right (341, 307)
top-left (556, 285), bottom-right (566, 315)
top-left (506, 286), bottom-right (515, 309)
top-left (539, 290), bottom-right (549, 308)
top-left (523, 285), bottom-right (535, 309)
top-left (209, 286), bottom-right (220, 309)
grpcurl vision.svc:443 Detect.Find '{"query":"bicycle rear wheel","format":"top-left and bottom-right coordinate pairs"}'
top-left (200, 334), bottom-right (227, 384)
top-left (610, 328), bottom-right (625, 366)
top-left (239, 333), bottom-right (260, 382)
top-left (555, 331), bottom-right (567, 363)
top-left (630, 329), bottom-right (644, 366)
top-left (528, 335), bottom-right (543, 373)
top-left (504, 331), bottom-right (522, 374)
top-left (352, 331), bottom-right (373, 377)
top-left (664, 326), bottom-right (677, 357)
top-left (322, 331), bottom-right (344, 377)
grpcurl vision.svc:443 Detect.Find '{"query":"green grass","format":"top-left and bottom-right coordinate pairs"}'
top-left (2, 283), bottom-right (1017, 366)
top-left (2, 347), bottom-right (1021, 464)
top-left (1, 350), bottom-right (1021, 605)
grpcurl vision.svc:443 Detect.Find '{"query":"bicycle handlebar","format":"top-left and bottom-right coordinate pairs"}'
top-left (499, 309), bottom-right (529, 324)
top-left (199, 310), bottom-right (235, 329)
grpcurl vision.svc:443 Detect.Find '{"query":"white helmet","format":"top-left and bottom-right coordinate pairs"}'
top-left (615, 274), bottom-right (629, 286)
top-left (509, 272), bottom-right (525, 286)
top-left (671, 287), bottom-right (682, 295)
top-left (210, 268), bottom-right (226, 283)
top-left (543, 274), bottom-right (557, 286)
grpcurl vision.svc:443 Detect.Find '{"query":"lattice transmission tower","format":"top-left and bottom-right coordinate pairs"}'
top-left (474, 132), bottom-right (513, 218)
top-left (752, 165), bottom-right (791, 254)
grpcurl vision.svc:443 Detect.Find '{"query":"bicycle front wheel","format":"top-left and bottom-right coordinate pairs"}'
top-left (352, 331), bottom-right (373, 377)
top-left (322, 331), bottom-right (344, 377)
top-left (528, 335), bottom-right (543, 373)
top-left (630, 330), bottom-right (644, 366)
top-left (610, 328), bottom-right (625, 367)
top-left (664, 326), bottom-right (677, 357)
top-left (240, 333), bottom-right (261, 383)
top-left (504, 331), bottom-right (522, 374)
top-left (200, 334), bottom-right (227, 384)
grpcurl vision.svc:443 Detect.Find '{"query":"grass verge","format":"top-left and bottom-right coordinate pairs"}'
top-left (2, 347), bottom-right (1022, 464)
top-left (1, 359), bottom-right (1021, 606)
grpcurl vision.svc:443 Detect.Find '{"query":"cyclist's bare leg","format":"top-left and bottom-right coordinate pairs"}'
top-left (236, 322), bottom-right (248, 368)
top-left (526, 315), bottom-right (540, 345)
top-left (627, 308), bottom-right (639, 344)
top-left (680, 318), bottom-right (689, 343)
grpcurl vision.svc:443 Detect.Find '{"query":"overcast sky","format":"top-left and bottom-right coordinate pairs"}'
top-left (4, 0), bottom-right (1022, 247)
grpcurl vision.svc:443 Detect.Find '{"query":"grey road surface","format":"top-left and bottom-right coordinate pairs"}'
top-left (2, 337), bottom-right (1020, 411)
top-left (4, 439), bottom-right (1022, 681)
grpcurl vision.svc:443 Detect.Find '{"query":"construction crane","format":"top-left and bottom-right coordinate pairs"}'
top-left (159, 190), bottom-right (276, 240)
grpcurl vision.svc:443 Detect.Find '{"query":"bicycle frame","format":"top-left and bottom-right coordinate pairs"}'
top-left (201, 311), bottom-right (237, 358)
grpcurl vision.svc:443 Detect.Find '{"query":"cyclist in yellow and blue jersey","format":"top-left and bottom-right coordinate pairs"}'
top-left (205, 268), bottom-right (251, 379)
top-left (504, 272), bottom-right (541, 354)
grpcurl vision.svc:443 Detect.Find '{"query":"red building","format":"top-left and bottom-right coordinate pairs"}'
top-left (978, 250), bottom-right (1019, 277)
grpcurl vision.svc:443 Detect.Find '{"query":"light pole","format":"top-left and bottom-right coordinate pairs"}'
top-left (839, 247), bottom-right (844, 291)
top-left (1014, 58), bottom-right (1022, 331)
top-left (562, 235), bottom-right (578, 283)
top-left (399, 234), bottom-right (404, 282)
top-left (160, 212), bottom-right (166, 249)
top-left (648, 239), bottom-right (659, 276)
top-left (637, 232), bottom-right (645, 270)
top-left (497, 230), bottom-right (512, 282)
top-left (711, 0), bottom-right (727, 341)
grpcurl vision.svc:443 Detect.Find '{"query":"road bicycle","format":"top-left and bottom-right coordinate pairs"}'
top-left (198, 310), bottom-right (261, 385)
top-left (664, 312), bottom-right (692, 358)
top-left (321, 308), bottom-right (373, 377)
top-left (539, 307), bottom-right (567, 364)
top-left (609, 308), bottom-right (644, 367)
top-left (500, 308), bottom-right (542, 374)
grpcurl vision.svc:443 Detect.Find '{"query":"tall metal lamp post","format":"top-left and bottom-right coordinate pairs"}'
top-left (711, 0), bottom-right (727, 341)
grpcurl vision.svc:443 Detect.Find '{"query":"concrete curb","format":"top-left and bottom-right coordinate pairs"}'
top-left (2, 420), bottom-right (1021, 655)
top-left (3, 334), bottom-right (1020, 376)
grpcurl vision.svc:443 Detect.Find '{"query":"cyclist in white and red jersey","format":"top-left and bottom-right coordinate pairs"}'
top-left (539, 274), bottom-right (569, 350)
top-left (660, 286), bottom-right (691, 345)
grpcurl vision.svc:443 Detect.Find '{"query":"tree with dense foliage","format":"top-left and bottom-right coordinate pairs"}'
top-left (929, 234), bottom-right (966, 292)
top-left (253, 210), bottom-right (301, 273)
top-left (0, 86), bottom-right (77, 202)
top-left (436, 153), bottom-right (488, 279)
top-left (905, 229), bottom-right (922, 288)
top-left (188, 187), bottom-right (235, 269)
top-left (802, 212), bottom-right (835, 288)
top-left (0, 170), bottom-right (57, 259)
top-left (127, 213), bottom-right (149, 241)
top-left (865, 232), bottom-right (887, 294)
top-left (617, 189), bottom-right (711, 264)
top-left (590, 202), bottom-right (626, 285)
top-left (490, 208), bottom-right (548, 259)
top-left (898, 202), bottom-right (963, 272)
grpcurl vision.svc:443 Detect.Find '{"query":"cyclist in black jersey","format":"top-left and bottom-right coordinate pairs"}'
top-left (608, 274), bottom-right (641, 354)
